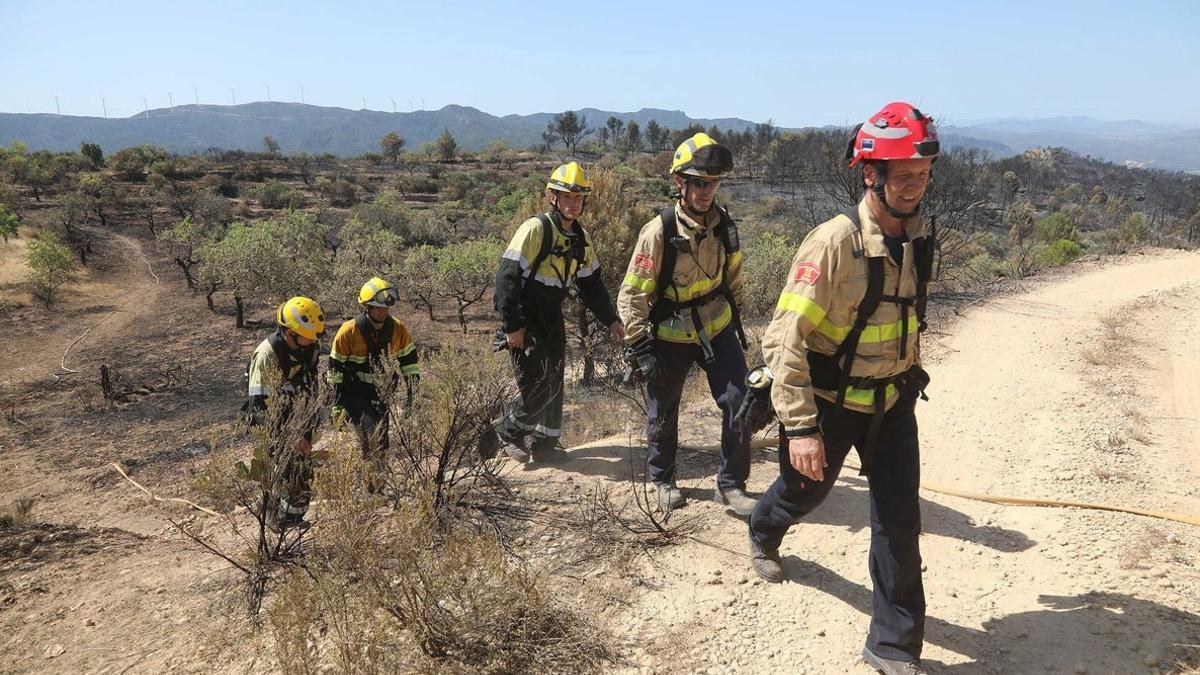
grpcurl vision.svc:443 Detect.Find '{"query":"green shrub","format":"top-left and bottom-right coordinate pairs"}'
top-left (1034, 211), bottom-right (1077, 243)
top-left (26, 230), bottom-right (77, 308)
top-left (1038, 238), bottom-right (1083, 267)
top-left (742, 231), bottom-right (797, 318)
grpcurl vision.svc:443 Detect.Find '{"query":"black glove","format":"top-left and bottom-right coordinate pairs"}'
top-left (895, 365), bottom-right (930, 401)
top-left (623, 338), bottom-right (661, 385)
top-left (733, 365), bottom-right (776, 434)
top-left (492, 327), bottom-right (537, 355)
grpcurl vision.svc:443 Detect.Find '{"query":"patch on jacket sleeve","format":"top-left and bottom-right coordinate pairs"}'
top-left (793, 261), bottom-right (822, 285)
top-left (634, 252), bottom-right (654, 273)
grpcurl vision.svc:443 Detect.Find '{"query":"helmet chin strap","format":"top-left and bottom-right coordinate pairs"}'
top-left (872, 183), bottom-right (921, 219)
top-left (680, 180), bottom-right (713, 217)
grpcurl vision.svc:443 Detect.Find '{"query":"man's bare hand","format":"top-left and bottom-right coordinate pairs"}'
top-left (786, 434), bottom-right (826, 482)
top-left (506, 328), bottom-right (526, 350)
top-left (609, 320), bottom-right (625, 343)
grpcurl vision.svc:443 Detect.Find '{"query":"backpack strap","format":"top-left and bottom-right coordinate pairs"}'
top-left (649, 206), bottom-right (680, 340)
top-left (830, 208), bottom-right (885, 410)
top-left (524, 213), bottom-right (557, 295)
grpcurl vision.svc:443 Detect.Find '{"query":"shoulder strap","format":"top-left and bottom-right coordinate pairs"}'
top-left (832, 210), bottom-right (885, 362)
top-left (913, 217), bottom-right (937, 333)
top-left (267, 330), bottom-right (292, 370)
top-left (530, 213), bottom-right (556, 278)
top-left (655, 206), bottom-right (679, 299)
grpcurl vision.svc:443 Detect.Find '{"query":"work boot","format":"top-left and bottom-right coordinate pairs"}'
top-left (748, 535), bottom-right (785, 583)
top-left (862, 647), bottom-right (926, 675)
top-left (531, 447), bottom-right (570, 464)
top-left (656, 482), bottom-right (685, 511)
top-left (503, 442), bottom-right (531, 463)
top-left (713, 486), bottom-right (758, 517)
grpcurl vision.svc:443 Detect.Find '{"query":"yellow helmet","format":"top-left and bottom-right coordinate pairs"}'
top-left (276, 296), bottom-right (325, 341)
top-left (670, 132), bottom-right (734, 177)
top-left (358, 276), bottom-right (398, 307)
top-left (546, 161), bottom-right (592, 194)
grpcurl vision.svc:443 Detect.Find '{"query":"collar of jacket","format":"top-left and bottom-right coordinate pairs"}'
top-left (855, 198), bottom-right (928, 258)
top-left (547, 211), bottom-right (582, 238)
top-left (673, 202), bottom-right (718, 245)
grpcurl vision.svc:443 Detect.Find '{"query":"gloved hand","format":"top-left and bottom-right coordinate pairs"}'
top-left (331, 405), bottom-right (350, 431)
top-left (624, 338), bottom-right (661, 386)
top-left (404, 374), bottom-right (420, 410)
top-left (733, 365), bottom-right (776, 434)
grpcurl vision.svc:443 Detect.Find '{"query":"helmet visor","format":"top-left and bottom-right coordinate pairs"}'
top-left (914, 139), bottom-right (940, 158)
top-left (366, 287), bottom-right (398, 307)
top-left (685, 144), bottom-right (734, 176)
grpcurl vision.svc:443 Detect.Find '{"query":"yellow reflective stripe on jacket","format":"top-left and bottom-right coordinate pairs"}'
top-left (836, 383), bottom-right (897, 407)
top-left (623, 272), bottom-right (656, 293)
top-left (655, 302), bottom-right (732, 342)
top-left (662, 271), bottom-right (723, 303)
top-left (814, 313), bottom-right (920, 345)
top-left (776, 292), bottom-right (827, 327)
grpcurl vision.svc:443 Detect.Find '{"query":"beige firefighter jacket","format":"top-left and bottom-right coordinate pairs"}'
top-left (618, 202), bottom-right (745, 345)
top-left (761, 198), bottom-right (926, 432)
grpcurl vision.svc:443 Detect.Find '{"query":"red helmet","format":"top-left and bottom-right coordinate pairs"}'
top-left (846, 101), bottom-right (940, 167)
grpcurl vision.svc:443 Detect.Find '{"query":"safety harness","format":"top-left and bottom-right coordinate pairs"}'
top-left (805, 209), bottom-right (936, 475)
top-left (355, 313), bottom-right (394, 366)
top-left (648, 204), bottom-right (748, 362)
top-left (527, 212), bottom-right (588, 297)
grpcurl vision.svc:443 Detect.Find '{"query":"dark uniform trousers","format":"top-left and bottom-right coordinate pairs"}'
top-left (645, 326), bottom-right (750, 492)
top-left (497, 328), bottom-right (567, 456)
top-left (344, 398), bottom-right (390, 466)
top-left (749, 395), bottom-right (925, 661)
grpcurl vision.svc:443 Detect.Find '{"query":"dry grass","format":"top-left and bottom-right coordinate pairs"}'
top-left (0, 497), bottom-right (36, 527)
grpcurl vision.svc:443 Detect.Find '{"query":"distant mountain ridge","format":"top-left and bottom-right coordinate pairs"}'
top-left (0, 102), bottom-right (1196, 173)
top-left (0, 102), bottom-right (766, 157)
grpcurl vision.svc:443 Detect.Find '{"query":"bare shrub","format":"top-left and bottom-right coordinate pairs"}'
top-left (270, 461), bottom-right (613, 673)
top-left (380, 334), bottom-right (514, 512)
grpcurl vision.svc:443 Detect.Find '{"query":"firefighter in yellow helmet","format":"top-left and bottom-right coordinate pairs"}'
top-left (244, 296), bottom-right (325, 531)
top-left (490, 162), bottom-right (624, 464)
top-left (617, 132), bottom-right (757, 516)
top-left (327, 277), bottom-right (419, 474)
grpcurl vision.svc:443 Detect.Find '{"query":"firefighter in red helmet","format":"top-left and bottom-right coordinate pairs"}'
top-left (748, 102), bottom-right (939, 674)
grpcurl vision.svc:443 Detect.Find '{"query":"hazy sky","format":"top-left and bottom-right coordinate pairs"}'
top-left (1, 0), bottom-right (1196, 126)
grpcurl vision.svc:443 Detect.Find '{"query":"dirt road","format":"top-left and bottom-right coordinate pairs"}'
top-left (555, 250), bottom-right (1200, 674)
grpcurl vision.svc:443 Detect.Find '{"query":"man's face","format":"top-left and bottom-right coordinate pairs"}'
top-left (676, 175), bottom-right (720, 214)
top-left (367, 305), bottom-right (390, 324)
top-left (553, 190), bottom-right (585, 221)
top-left (287, 330), bottom-right (315, 349)
top-left (869, 158), bottom-right (933, 214)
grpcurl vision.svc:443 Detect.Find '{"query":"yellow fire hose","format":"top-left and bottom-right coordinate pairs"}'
top-left (584, 436), bottom-right (1200, 527)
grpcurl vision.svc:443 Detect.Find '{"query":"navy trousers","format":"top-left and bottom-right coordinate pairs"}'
top-left (345, 398), bottom-right (390, 465)
top-left (644, 326), bottom-right (750, 491)
top-left (497, 329), bottom-right (567, 456)
top-left (749, 396), bottom-right (925, 661)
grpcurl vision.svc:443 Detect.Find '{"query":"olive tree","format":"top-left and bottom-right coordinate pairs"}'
top-left (434, 239), bottom-right (502, 333)
top-left (26, 231), bottom-right (77, 308)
